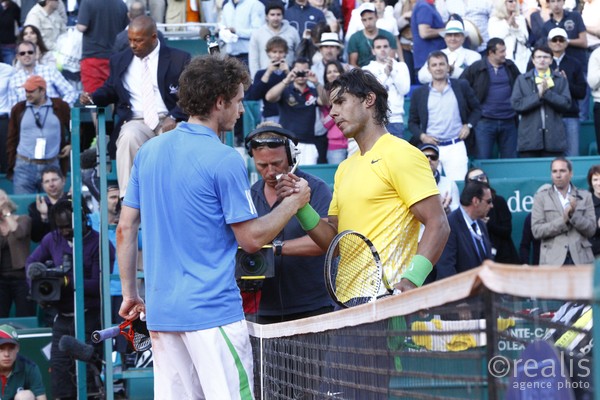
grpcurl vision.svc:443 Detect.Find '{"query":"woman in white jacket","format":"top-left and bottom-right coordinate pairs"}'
top-left (488, 0), bottom-right (531, 73)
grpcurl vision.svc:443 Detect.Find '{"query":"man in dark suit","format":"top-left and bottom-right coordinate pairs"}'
top-left (408, 50), bottom-right (481, 181)
top-left (433, 180), bottom-right (494, 281)
top-left (80, 15), bottom-right (190, 198)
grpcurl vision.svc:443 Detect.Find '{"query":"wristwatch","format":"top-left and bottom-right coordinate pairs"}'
top-left (273, 240), bottom-right (284, 256)
top-left (467, 123), bottom-right (473, 129)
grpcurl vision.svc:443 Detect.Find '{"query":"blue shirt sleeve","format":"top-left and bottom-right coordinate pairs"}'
top-left (214, 150), bottom-right (257, 224)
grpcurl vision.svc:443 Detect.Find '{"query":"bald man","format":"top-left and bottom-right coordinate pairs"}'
top-left (80, 16), bottom-right (191, 198)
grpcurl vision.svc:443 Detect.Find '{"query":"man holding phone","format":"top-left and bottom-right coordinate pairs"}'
top-left (265, 57), bottom-right (326, 165)
top-left (246, 36), bottom-right (291, 123)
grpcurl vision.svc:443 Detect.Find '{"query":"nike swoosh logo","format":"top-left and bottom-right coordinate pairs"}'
top-left (371, 159), bottom-right (381, 164)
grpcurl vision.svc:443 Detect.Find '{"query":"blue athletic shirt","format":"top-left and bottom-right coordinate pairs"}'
top-left (124, 122), bottom-right (258, 331)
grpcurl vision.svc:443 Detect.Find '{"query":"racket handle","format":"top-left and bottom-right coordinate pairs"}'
top-left (91, 326), bottom-right (121, 343)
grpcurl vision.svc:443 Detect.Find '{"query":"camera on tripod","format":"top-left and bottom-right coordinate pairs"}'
top-left (235, 247), bottom-right (275, 292)
top-left (27, 254), bottom-right (73, 302)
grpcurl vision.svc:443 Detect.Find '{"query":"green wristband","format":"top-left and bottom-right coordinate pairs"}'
top-left (296, 204), bottom-right (320, 231)
top-left (402, 255), bottom-right (433, 287)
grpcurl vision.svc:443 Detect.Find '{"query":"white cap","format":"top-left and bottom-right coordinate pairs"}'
top-left (440, 20), bottom-right (464, 37)
top-left (318, 32), bottom-right (344, 48)
top-left (548, 27), bottom-right (568, 40)
top-left (357, 2), bottom-right (376, 15)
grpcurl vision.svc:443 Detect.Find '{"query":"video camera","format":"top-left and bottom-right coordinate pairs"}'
top-left (235, 247), bottom-right (275, 292)
top-left (27, 254), bottom-right (73, 302)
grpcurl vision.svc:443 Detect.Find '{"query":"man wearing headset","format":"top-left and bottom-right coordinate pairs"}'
top-left (245, 122), bottom-right (334, 323)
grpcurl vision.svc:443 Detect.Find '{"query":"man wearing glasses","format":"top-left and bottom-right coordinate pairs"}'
top-left (511, 45), bottom-right (571, 157)
top-left (7, 75), bottom-right (71, 194)
top-left (7, 40), bottom-right (77, 108)
top-left (431, 180), bottom-right (494, 282)
top-left (419, 143), bottom-right (459, 215)
top-left (244, 122), bottom-right (333, 323)
top-left (545, 27), bottom-right (587, 157)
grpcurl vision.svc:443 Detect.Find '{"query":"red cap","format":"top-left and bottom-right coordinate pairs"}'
top-left (22, 75), bottom-right (47, 91)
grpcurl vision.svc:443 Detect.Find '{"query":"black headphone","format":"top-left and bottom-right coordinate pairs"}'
top-left (38, 0), bottom-right (47, 6)
top-left (245, 126), bottom-right (300, 166)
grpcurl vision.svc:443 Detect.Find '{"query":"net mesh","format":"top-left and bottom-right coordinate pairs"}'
top-left (248, 263), bottom-right (595, 399)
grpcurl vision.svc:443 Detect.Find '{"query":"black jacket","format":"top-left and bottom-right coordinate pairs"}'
top-left (460, 57), bottom-right (521, 104)
top-left (408, 78), bottom-right (481, 146)
top-left (525, 54), bottom-right (586, 118)
top-left (487, 192), bottom-right (520, 263)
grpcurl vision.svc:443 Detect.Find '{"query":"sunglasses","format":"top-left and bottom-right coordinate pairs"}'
top-left (469, 173), bottom-right (488, 182)
top-left (18, 50), bottom-right (35, 56)
top-left (481, 198), bottom-right (493, 204)
top-left (248, 138), bottom-right (286, 150)
top-left (424, 153), bottom-right (439, 161)
top-left (551, 37), bottom-right (566, 43)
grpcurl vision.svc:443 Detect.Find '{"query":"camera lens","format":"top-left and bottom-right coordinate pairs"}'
top-left (38, 280), bottom-right (55, 296)
top-left (238, 253), bottom-right (268, 276)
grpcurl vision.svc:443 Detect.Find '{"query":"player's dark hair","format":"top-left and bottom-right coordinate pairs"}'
top-left (460, 181), bottom-right (490, 206)
top-left (178, 55), bottom-right (251, 120)
top-left (329, 68), bottom-right (389, 126)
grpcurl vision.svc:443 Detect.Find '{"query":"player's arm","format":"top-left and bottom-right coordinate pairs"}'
top-left (301, 215), bottom-right (338, 252)
top-left (280, 235), bottom-right (325, 256)
top-left (275, 172), bottom-right (338, 250)
top-left (397, 194), bottom-right (449, 292)
top-left (116, 206), bottom-right (145, 320)
top-left (232, 180), bottom-right (311, 253)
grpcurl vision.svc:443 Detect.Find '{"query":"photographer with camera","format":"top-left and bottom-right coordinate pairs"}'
top-left (27, 165), bottom-right (69, 243)
top-left (246, 36), bottom-right (291, 124)
top-left (265, 57), bottom-right (326, 165)
top-left (26, 199), bottom-right (115, 400)
top-left (245, 122), bottom-right (334, 323)
top-left (0, 190), bottom-right (34, 318)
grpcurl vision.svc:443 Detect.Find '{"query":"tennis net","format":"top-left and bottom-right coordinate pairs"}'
top-left (248, 262), bottom-right (594, 399)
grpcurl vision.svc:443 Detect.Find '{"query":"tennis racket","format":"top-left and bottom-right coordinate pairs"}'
top-left (91, 314), bottom-right (151, 352)
top-left (324, 230), bottom-right (395, 308)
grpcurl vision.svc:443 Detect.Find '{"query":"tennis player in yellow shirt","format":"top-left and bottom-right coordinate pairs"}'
top-left (281, 68), bottom-right (450, 292)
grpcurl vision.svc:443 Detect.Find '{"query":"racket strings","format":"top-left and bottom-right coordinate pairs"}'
top-left (132, 331), bottom-right (152, 352)
top-left (334, 234), bottom-right (381, 306)
top-left (121, 320), bottom-right (152, 352)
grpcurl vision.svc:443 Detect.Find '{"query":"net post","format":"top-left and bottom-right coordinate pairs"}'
top-left (484, 287), bottom-right (498, 400)
top-left (259, 323), bottom-right (264, 400)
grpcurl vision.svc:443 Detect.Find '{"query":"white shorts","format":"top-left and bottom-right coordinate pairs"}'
top-left (152, 320), bottom-right (254, 400)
